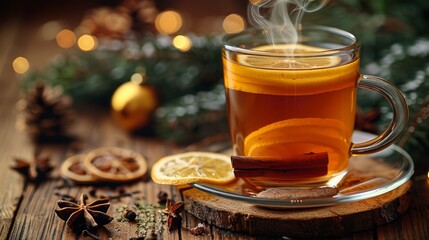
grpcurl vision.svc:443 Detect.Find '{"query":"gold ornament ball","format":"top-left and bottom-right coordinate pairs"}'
top-left (111, 81), bottom-right (158, 131)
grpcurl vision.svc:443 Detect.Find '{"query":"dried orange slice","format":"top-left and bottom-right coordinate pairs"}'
top-left (83, 147), bottom-right (148, 182)
top-left (61, 154), bottom-right (99, 184)
top-left (151, 152), bottom-right (235, 185)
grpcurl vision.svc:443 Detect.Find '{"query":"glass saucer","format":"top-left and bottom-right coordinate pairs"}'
top-left (191, 131), bottom-right (414, 208)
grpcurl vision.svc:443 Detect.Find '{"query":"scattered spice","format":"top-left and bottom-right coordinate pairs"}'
top-left (190, 223), bottom-right (206, 235)
top-left (157, 191), bottom-right (168, 205)
top-left (89, 187), bottom-right (97, 197)
top-left (118, 188), bottom-right (126, 195)
top-left (81, 230), bottom-right (101, 240)
top-left (162, 199), bottom-right (184, 232)
top-left (123, 209), bottom-right (137, 221)
top-left (10, 153), bottom-right (54, 183)
top-left (108, 190), bottom-right (141, 200)
top-left (55, 193), bottom-right (113, 231)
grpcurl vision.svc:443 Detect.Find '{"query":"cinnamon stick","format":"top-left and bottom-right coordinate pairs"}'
top-left (231, 152), bottom-right (328, 171)
top-left (233, 166), bottom-right (328, 179)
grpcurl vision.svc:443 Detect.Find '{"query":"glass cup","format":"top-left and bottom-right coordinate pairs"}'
top-left (222, 25), bottom-right (408, 189)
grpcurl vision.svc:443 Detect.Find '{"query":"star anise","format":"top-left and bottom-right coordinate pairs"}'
top-left (55, 193), bottom-right (113, 231)
top-left (161, 199), bottom-right (184, 232)
top-left (11, 153), bottom-right (54, 183)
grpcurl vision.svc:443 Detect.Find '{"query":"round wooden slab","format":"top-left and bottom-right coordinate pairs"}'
top-left (173, 155), bottom-right (412, 238)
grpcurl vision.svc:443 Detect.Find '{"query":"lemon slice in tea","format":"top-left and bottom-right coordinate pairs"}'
top-left (244, 118), bottom-right (350, 172)
top-left (151, 152), bottom-right (235, 185)
top-left (237, 44), bottom-right (341, 69)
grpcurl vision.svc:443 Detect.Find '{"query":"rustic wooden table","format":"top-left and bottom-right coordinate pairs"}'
top-left (1, 12), bottom-right (429, 240)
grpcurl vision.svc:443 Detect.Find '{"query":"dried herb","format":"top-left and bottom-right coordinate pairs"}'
top-left (11, 153), bottom-right (54, 183)
top-left (162, 199), bottom-right (184, 232)
top-left (116, 200), bottom-right (166, 238)
top-left (55, 193), bottom-right (113, 231)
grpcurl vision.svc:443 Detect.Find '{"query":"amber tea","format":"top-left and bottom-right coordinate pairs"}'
top-left (223, 27), bottom-right (408, 188)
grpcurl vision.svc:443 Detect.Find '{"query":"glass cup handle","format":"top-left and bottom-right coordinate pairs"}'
top-left (351, 74), bottom-right (409, 155)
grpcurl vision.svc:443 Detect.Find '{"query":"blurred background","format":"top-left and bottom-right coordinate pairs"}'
top-left (1, 0), bottom-right (429, 173)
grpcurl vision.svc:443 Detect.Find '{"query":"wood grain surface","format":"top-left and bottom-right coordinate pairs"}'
top-left (175, 180), bottom-right (412, 238)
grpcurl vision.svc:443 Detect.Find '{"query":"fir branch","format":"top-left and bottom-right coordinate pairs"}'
top-left (361, 39), bottom-right (429, 159)
top-left (22, 35), bottom-right (223, 106)
top-left (154, 84), bottom-right (227, 144)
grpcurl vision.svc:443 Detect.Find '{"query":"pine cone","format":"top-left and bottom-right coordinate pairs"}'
top-left (16, 82), bottom-right (74, 141)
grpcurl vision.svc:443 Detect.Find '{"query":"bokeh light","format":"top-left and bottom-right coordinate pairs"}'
top-left (77, 34), bottom-right (98, 51)
top-left (56, 29), bottom-right (76, 48)
top-left (172, 35), bottom-right (192, 51)
top-left (223, 14), bottom-right (246, 34)
top-left (12, 57), bottom-right (30, 74)
top-left (40, 21), bottom-right (63, 41)
top-left (155, 10), bottom-right (183, 35)
top-left (131, 73), bottom-right (144, 85)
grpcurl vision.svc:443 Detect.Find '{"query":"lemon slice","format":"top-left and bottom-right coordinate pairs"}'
top-left (151, 152), bottom-right (235, 185)
top-left (237, 44), bottom-right (341, 69)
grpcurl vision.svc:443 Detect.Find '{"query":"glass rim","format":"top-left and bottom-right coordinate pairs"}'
top-left (222, 25), bottom-right (360, 58)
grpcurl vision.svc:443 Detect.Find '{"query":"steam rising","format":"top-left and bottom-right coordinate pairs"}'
top-left (248, 0), bottom-right (328, 45)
